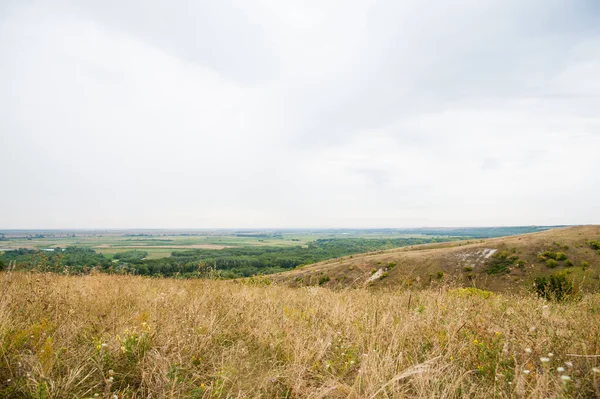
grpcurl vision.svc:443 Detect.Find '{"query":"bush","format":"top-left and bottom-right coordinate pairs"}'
top-left (556, 252), bottom-right (567, 261)
top-left (318, 275), bottom-right (330, 285)
top-left (533, 273), bottom-right (575, 301)
top-left (589, 241), bottom-right (600, 250)
top-left (487, 251), bottom-right (520, 275)
top-left (436, 271), bottom-right (444, 279)
top-left (546, 259), bottom-right (559, 268)
top-left (387, 262), bottom-right (397, 269)
top-left (564, 259), bottom-right (573, 267)
top-left (463, 266), bottom-right (473, 272)
top-left (581, 260), bottom-right (589, 270)
top-left (543, 251), bottom-right (557, 260)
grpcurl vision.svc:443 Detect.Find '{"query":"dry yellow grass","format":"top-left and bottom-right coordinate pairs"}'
top-left (1, 272), bottom-right (599, 398)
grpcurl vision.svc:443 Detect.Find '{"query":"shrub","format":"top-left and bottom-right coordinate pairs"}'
top-left (556, 252), bottom-right (567, 261)
top-left (533, 273), bottom-right (575, 301)
top-left (543, 251), bottom-right (557, 260)
top-left (546, 259), bottom-right (559, 268)
top-left (436, 271), bottom-right (444, 279)
top-left (318, 275), bottom-right (330, 285)
top-left (387, 262), bottom-right (397, 269)
top-left (463, 266), bottom-right (473, 272)
top-left (487, 251), bottom-right (520, 275)
top-left (589, 241), bottom-right (600, 250)
top-left (580, 260), bottom-right (589, 270)
top-left (564, 259), bottom-right (573, 267)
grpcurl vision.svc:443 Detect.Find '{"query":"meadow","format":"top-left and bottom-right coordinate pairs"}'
top-left (1, 272), bottom-right (599, 398)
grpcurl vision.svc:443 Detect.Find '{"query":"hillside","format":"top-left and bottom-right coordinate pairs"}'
top-left (272, 226), bottom-right (600, 293)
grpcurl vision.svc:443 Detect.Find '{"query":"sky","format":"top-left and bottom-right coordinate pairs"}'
top-left (1, 0), bottom-right (599, 228)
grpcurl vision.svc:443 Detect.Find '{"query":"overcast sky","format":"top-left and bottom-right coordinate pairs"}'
top-left (1, 0), bottom-right (599, 228)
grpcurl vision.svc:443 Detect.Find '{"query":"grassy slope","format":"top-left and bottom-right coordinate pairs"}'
top-left (273, 226), bottom-right (600, 293)
top-left (1, 273), bottom-right (599, 398)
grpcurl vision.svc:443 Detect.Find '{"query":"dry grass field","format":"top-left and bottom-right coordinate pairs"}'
top-left (1, 272), bottom-right (599, 398)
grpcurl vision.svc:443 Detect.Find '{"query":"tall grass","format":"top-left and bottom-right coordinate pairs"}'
top-left (0, 272), bottom-right (599, 398)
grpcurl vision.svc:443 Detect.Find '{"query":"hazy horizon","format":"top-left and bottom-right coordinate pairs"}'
top-left (0, 225), bottom-right (572, 232)
top-left (1, 0), bottom-right (599, 228)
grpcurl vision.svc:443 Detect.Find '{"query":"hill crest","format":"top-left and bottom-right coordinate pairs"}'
top-left (272, 225), bottom-right (600, 293)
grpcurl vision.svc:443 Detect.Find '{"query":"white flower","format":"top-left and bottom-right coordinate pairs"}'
top-left (560, 375), bottom-right (571, 382)
top-left (548, 352), bottom-right (554, 357)
top-left (525, 348), bottom-right (532, 354)
top-left (108, 376), bottom-right (114, 382)
top-left (540, 357), bottom-right (551, 363)
top-left (557, 367), bottom-right (565, 372)
top-left (592, 367), bottom-right (600, 373)
top-left (523, 370), bottom-right (530, 375)
top-left (101, 343), bottom-right (108, 348)
top-left (565, 361), bottom-right (573, 367)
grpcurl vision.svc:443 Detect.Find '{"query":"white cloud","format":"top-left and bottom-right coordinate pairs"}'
top-left (0, 0), bottom-right (599, 227)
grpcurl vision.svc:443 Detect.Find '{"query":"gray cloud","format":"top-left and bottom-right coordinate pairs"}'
top-left (1, 0), bottom-right (599, 228)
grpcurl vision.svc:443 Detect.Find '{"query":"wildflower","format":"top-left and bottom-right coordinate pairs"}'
top-left (560, 375), bottom-right (571, 382)
top-left (108, 376), bottom-right (114, 383)
top-left (565, 361), bottom-right (573, 367)
top-left (548, 352), bottom-right (554, 357)
top-left (523, 370), bottom-right (530, 374)
top-left (101, 343), bottom-right (108, 348)
top-left (592, 367), bottom-right (600, 373)
top-left (7, 379), bottom-right (11, 383)
top-left (525, 348), bottom-right (532, 354)
top-left (540, 357), bottom-right (550, 363)
top-left (557, 367), bottom-right (565, 372)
